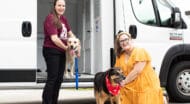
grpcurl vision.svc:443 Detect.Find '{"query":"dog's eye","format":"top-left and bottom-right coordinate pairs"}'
top-left (74, 41), bottom-right (77, 44)
top-left (116, 73), bottom-right (120, 76)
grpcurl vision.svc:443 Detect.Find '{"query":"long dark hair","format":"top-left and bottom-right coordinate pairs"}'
top-left (51, 0), bottom-right (65, 29)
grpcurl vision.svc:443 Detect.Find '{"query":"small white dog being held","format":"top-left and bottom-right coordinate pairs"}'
top-left (64, 36), bottom-right (81, 78)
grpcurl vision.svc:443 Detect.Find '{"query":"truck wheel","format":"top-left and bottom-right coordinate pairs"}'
top-left (167, 61), bottom-right (190, 102)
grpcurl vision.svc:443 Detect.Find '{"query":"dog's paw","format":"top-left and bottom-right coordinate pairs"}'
top-left (64, 74), bottom-right (70, 79)
top-left (70, 73), bottom-right (75, 78)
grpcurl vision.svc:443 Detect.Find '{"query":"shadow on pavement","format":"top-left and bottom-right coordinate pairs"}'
top-left (5, 99), bottom-right (116, 104)
top-left (2, 100), bottom-right (181, 104)
top-left (7, 99), bottom-right (96, 104)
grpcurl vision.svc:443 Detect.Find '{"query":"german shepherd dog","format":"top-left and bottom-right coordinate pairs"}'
top-left (94, 67), bottom-right (125, 104)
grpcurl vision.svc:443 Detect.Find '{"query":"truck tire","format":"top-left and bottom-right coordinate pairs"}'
top-left (166, 61), bottom-right (190, 102)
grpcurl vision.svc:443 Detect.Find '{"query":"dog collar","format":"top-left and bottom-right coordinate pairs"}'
top-left (106, 75), bottom-right (120, 96)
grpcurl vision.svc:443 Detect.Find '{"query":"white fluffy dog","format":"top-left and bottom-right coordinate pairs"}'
top-left (64, 37), bottom-right (81, 78)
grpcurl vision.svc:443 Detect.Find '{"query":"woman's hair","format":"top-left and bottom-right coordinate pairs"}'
top-left (51, 0), bottom-right (65, 29)
top-left (114, 31), bottom-right (131, 58)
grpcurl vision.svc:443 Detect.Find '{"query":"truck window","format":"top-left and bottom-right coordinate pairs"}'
top-left (155, 0), bottom-right (172, 27)
top-left (131, 0), bottom-right (156, 25)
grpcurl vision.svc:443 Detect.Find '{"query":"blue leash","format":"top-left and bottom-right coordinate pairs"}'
top-left (75, 58), bottom-right (79, 90)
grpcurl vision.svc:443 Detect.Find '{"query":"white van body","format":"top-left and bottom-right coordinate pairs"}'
top-left (0, 0), bottom-right (37, 82)
top-left (115, 0), bottom-right (190, 102)
top-left (0, 0), bottom-right (189, 102)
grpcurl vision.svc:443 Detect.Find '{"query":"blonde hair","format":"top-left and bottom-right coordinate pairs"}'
top-left (114, 32), bottom-right (132, 57)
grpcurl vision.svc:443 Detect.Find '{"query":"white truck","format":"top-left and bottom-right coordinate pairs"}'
top-left (0, 0), bottom-right (189, 102)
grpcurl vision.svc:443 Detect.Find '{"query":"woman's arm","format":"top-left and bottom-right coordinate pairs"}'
top-left (51, 35), bottom-right (68, 50)
top-left (121, 61), bottom-right (146, 85)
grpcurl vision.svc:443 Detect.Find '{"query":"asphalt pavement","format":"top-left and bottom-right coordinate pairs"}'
top-left (0, 88), bottom-right (189, 104)
top-left (0, 88), bottom-right (95, 104)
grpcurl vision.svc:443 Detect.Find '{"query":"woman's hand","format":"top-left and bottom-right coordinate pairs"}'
top-left (64, 45), bottom-right (68, 51)
top-left (120, 77), bottom-right (128, 86)
top-left (68, 31), bottom-right (76, 38)
top-left (76, 52), bottom-right (81, 57)
top-left (76, 45), bottom-right (81, 57)
top-left (51, 35), bottom-right (68, 51)
top-left (120, 62), bottom-right (146, 86)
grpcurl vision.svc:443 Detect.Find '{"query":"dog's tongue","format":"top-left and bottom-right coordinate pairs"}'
top-left (70, 50), bottom-right (75, 55)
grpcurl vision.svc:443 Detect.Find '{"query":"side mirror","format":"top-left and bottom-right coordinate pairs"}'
top-left (117, 26), bottom-right (137, 39)
top-left (171, 7), bottom-right (182, 28)
top-left (129, 25), bottom-right (137, 39)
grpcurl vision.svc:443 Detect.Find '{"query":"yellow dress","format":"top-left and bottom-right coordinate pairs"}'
top-left (115, 47), bottom-right (164, 104)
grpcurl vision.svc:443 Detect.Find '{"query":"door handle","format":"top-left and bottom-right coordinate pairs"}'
top-left (86, 30), bottom-right (91, 33)
top-left (22, 21), bottom-right (32, 37)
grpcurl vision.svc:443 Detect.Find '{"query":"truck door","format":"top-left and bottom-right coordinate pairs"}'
top-left (0, 0), bottom-right (37, 82)
top-left (129, 0), bottom-right (184, 74)
top-left (116, 0), bottom-right (184, 74)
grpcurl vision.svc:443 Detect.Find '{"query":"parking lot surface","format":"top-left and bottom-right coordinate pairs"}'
top-left (0, 88), bottom-right (189, 104)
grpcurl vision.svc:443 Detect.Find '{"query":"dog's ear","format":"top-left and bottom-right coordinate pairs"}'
top-left (105, 68), bottom-right (111, 77)
top-left (111, 67), bottom-right (121, 72)
top-left (76, 38), bottom-right (81, 45)
top-left (113, 67), bottom-right (120, 70)
top-left (107, 68), bottom-right (115, 77)
top-left (107, 67), bottom-right (120, 76)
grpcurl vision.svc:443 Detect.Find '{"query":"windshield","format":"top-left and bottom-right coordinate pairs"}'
top-left (158, 0), bottom-right (175, 7)
top-left (170, 0), bottom-right (189, 11)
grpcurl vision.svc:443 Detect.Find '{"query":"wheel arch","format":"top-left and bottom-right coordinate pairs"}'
top-left (159, 44), bottom-right (190, 87)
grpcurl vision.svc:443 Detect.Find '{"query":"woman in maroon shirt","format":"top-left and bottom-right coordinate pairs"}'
top-left (42, 0), bottom-right (75, 104)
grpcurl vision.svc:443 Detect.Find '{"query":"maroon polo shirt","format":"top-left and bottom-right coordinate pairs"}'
top-left (43, 13), bottom-right (71, 52)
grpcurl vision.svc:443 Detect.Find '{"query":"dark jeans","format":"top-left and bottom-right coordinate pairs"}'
top-left (42, 47), bottom-right (66, 104)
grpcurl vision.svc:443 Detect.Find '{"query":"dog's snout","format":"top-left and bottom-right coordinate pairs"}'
top-left (119, 74), bottom-right (126, 80)
top-left (70, 45), bottom-right (74, 49)
top-left (122, 75), bottom-right (126, 80)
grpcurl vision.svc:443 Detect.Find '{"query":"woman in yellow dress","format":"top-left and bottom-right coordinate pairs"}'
top-left (114, 32), bottom-right (165, 104)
